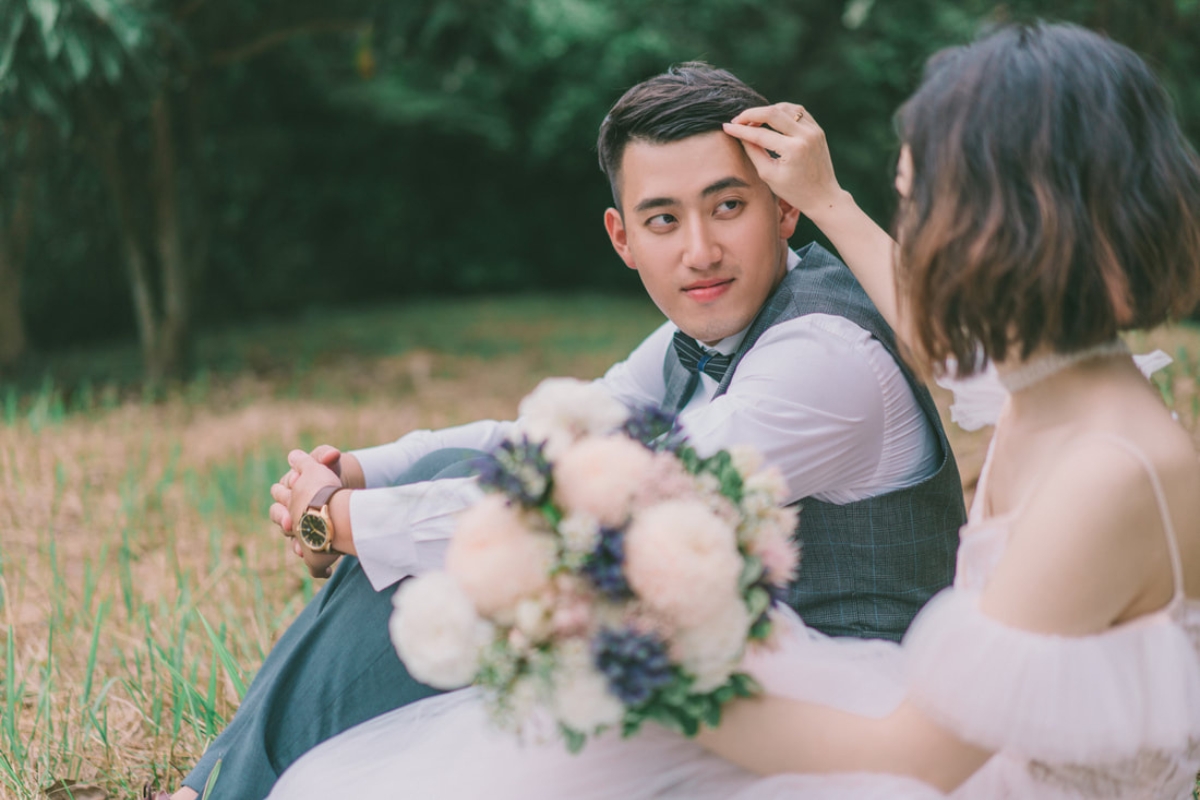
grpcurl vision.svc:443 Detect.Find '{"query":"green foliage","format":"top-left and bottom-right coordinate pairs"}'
top-left (619, 667), bottom-right (761, 740)
top-left (0, 0), bottom-right (152, 129)
top-left (5, 0), bottom-right (1200, 357)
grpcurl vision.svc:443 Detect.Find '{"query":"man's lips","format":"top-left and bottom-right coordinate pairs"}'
top-left (682, 278), bottom-right (734, 303)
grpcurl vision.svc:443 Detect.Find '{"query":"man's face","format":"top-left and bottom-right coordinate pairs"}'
top-left (604, 131), bottom-right (800, 345)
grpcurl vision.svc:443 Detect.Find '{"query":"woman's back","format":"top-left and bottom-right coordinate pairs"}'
top-left (983, 353), bottom-right (1200, 630)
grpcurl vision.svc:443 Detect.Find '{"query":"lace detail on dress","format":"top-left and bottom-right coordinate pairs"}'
top-left (1027, 736), bottom-right (1200, 798)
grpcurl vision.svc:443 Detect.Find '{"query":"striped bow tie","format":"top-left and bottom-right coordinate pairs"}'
top-left (672, 331), bottom-right (733, 383)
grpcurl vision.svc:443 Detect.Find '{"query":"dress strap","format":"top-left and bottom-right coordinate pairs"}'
top-left (1080, 433), bottom-right (1186, 607)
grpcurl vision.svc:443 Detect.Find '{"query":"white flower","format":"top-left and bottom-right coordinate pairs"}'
top-left (673, 601), bottom-right (752, 693)
top-left (624, 499), bottom-right (742, 628)
top-left (552, 639), bottom-right (624, 732)
top-left (728, 445), bottom-right (764, 478)
top-left (389, 573), bottom-right (491, 689)
top-left (514, 596), bottom-right (554, 644)
top-left (518, 377), bottom-right (630, 459)
top-left (559, 512), bottom-right (602, 555)
top-left (553, 436), bottom-right (655, 528)
top-left (744, 466), bottom-right (789, 504)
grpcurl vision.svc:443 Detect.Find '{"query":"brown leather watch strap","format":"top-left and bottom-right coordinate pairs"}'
top-left (308, 484), bottom-right (341, 511)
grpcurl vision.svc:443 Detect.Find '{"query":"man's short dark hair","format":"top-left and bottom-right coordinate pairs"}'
top-left (597, 62), bottom-right (768, 208)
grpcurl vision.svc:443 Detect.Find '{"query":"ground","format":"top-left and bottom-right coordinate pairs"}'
top-left (1, 295), bottom-right (1197, 799)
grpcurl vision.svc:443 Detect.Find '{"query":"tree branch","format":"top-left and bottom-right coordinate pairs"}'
top-left (209, 19), bottom-right (369, 67)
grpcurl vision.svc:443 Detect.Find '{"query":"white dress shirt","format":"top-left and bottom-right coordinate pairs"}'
top-left (348, 251), bottom-right (940, 590)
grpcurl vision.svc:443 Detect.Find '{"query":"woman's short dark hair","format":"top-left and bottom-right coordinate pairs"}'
top-left (597, 63), bottom-right (768, 208)
top-left (894, 22), bottom-right (1200, 376)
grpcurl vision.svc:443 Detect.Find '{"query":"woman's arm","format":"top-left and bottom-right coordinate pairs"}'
top-left (697, 696), bottom-right (990, 792)
top-left (722, 107), bottom-right (906, 344)
top-left (697, 437), bottom-right (1173, 789)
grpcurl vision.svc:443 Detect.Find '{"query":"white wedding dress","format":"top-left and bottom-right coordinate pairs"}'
top-left (268, 359), bottom-right (1200, 800)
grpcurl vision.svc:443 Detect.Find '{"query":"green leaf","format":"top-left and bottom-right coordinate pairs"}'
top-left (95, 38), bottom-right (121, 82)
top-left (745, 586), bottom-right (770, 621)
top-left (0, 8), bottom-right (26, 82)
top-left (197, 612), bottom-right (248, 700)
top-left (748, 616), bottom-right (772, 641)
top-left (63, 29), bottom-right (91, 82)
top-left (703, 699), bottom-right (722, 728)
top-left (202, 758), bottom-right (222, 797)
top-left (738, 555), bottom-right (764, 592)
top-left (560, 724), bottom-right (586, 753)
top-left (28, 0), bottom-right (59, 37)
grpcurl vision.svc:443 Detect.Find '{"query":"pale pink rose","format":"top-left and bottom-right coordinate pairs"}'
top-left (624, 499), bottom-right (742, 628)
top-left (552, 436), bottom-right (655, 528)
top-left (550, 601), bottom-right (592, 638)
top-left (446, 494), bottom-right (555, 621)
top-left (518, 377), bottom-right (630, 459)
top-left (672, 600), bottom-right (751, 692)
top-left (631, 451), bottom-right (698, 509)
top-left (753, 506), bottom-right (801, 587)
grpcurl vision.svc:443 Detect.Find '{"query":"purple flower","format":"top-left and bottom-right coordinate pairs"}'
top-left (620, 405), bottom-right (684, 452)
top-left (473, 437), bottom-right (552, 506)
top-left (592, 628), bottom-right (674, 707)
top-left (581, 527), bottom-right (631, 599)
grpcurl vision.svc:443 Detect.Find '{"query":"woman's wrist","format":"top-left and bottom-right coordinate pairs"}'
top-left (802, 187), bottom-right (858, 232)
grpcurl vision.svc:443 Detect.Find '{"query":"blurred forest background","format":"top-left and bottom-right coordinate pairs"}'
top-left (2, 0), bottom-right (1199, 384)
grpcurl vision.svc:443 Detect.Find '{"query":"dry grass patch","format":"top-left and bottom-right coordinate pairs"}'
top-left (1, 302), bottom-right (1197, 799)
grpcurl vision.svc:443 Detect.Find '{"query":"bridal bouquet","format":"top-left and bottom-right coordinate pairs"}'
top-left (389, 378), bottom-right (800, 751)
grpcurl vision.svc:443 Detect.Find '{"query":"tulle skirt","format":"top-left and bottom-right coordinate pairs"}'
top-left (267, 614), bottom-right (946, 799)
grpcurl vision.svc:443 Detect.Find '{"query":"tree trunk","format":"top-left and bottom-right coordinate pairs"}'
top-left (0, 230), bottom-right (25, 371)
top-left (0, 120), bottom-right (42, 372)
top-left (92, 114), bottom-right (162, 380)
top-left (150, 88), bottom-right (192, 378)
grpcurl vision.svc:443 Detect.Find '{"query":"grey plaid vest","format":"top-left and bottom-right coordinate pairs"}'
top-left (663, 242), bottom-right (965, 641)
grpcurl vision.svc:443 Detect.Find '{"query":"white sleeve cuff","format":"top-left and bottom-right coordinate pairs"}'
top-left (349, 478), bottom-right (485, 590)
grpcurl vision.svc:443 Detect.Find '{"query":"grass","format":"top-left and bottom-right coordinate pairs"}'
top-left (0, 295), bottom-right (1197, 799)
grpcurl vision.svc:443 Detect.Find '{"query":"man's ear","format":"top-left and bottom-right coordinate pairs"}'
top-left (604, 207), bottom-right (637, 270)
top-left (777, 197), bottom-right (801, 240)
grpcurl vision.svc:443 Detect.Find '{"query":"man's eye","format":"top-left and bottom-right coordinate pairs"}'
top-left (716, 199), bottom-right (742, 214)
top-left (647, 214), bottom-right (677, 228)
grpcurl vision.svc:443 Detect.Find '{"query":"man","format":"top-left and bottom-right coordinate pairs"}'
top-left (170, 63), bottom-right (964, 800)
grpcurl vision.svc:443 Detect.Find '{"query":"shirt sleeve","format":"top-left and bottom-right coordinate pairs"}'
top-left (678, 315), bottom-right (888, 506)
top-left (349, 419), bottom-right (518, 489)
top-left (349, 477), bottom-right (486, 590)
top-left (348, 321), bottom-right (675, 588)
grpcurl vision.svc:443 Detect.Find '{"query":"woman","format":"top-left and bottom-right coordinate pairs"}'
top-left (269, 22), bottom-right (1200, 799)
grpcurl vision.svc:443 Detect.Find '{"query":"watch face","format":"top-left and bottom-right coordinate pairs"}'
top-left (298, 513), bottom-right (330, 549)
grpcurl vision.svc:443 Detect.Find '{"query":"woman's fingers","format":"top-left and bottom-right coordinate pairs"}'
top-left (722, 122), bottom-right (788, 157)
top-left (731, 102), bottom-right (811, 131)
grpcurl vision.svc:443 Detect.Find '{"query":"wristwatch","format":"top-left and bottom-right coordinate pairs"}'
top-left (297, 484), bottom-right (341, 552)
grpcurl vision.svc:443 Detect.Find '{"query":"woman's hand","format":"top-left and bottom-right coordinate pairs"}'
top-left (722, 103), bottom-right (843, 221)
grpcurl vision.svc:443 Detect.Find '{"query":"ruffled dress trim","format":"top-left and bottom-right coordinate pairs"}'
top-left (904, 588), bottom-right (1200, 763)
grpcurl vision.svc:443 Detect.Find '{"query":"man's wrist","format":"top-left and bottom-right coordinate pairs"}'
top-left (340, 453), bottom-right (367, 489)
top-left (328, 488), bottom-right (357, 556)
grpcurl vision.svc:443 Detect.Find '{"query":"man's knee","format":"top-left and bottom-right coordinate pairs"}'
top-left (394, 448), bottom-right (483, 485)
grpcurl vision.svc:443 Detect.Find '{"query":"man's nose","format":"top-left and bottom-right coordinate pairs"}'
top-left (682, 220), bottom-right (721, 270)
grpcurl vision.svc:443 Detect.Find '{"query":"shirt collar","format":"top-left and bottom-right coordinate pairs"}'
top-left (696, 248), bottom-right (800, 355)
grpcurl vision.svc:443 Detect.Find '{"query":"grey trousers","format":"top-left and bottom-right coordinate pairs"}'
top-left (183, 448), bottom-right (483, 799)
